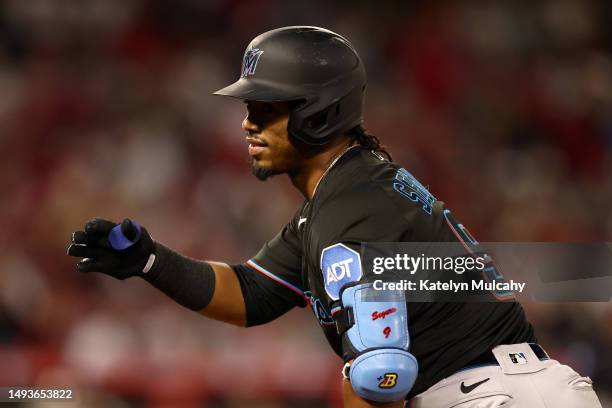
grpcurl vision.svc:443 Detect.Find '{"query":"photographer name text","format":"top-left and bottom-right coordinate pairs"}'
top-left (373, 279), bottom-right (526, 293)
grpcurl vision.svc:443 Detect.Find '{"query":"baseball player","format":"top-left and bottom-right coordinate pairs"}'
top-left (67, 26), bottom-right (602, 407)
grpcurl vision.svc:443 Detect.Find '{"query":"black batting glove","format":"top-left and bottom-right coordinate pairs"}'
top-left (67, 218), bottom-right (155, 280)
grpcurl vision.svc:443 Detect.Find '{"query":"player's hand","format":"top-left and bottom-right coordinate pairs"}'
top-left (67, 218), bottom-right (155, 280)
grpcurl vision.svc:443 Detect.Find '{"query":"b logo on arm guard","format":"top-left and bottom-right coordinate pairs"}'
top-left (321, 244), bottom-right (362, 301)
top-left (378, 373), bottom-right (398, 388)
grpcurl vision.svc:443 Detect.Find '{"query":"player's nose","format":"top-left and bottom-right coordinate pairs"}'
top-left (242, 116), bottom-right (261, 134)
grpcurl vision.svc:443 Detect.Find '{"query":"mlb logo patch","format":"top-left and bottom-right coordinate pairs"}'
top-left (241, 48), bottom-right (264, 77)
top-left (509, 352), bottom-right (528, 365)
top-left (321, 243), bottom-right (362, 300)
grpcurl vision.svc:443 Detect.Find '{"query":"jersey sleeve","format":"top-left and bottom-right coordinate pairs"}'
top-left (241, 208), bottom-right (309, 321)
top-left (232, 262), bottom-right (304, 327)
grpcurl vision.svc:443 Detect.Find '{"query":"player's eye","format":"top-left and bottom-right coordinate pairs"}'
top-left (246, 102), bottom-right (275, 117)
top-left (245, 102), bottom-right (291, 127)
top-left (261, 103), bottom-right (273, 114)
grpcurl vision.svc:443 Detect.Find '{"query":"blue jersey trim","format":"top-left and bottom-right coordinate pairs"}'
top-left (246, 259), bottom-right (309, 306)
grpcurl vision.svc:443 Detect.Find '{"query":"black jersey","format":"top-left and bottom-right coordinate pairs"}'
top-left (245, 146), bottom-right (535, 398)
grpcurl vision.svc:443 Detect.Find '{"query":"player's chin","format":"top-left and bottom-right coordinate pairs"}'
top-left (251, 160), bottom-right (277, 181)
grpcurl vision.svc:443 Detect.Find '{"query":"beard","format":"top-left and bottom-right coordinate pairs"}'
top-left (251, 160), bottom-right (276, 181)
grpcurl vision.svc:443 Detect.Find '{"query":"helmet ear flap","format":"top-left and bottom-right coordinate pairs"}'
top-left (289, 86), bottom-right (365, 145)
top-left (289, 98), bottom-right (333, 146)
top-left (307, 109), bottom-right (330, 130)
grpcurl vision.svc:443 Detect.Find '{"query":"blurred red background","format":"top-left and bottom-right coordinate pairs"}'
top-left (0, 1), bottom-right (611, 407)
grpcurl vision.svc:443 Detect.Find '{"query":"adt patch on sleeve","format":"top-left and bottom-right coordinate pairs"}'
top-left (321, 243), bottom-right (362, 300)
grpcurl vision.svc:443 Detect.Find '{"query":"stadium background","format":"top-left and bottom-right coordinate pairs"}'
top-left (0, 1), bottom-right (611, 407)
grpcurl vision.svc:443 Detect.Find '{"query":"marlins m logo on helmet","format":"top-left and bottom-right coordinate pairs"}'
top-left (241, 48), bottom-right (264, 77)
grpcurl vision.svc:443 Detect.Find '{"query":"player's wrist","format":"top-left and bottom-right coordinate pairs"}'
top-left (140, 242), bottom-right (216, 311)
top-left (139, 241), bottom-right (172, 281)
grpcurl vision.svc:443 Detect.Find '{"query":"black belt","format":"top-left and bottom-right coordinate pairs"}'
top-left (460, 343), bottom-right (549, 371)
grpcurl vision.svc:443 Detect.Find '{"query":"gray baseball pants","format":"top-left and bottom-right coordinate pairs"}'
top-left (410, 343), bottom-right (602, 408)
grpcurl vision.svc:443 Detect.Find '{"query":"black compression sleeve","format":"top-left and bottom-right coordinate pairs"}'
top-left (143, 242), bottom-right (216, 311)
top-left (232, 263), bottom-right (303, 327)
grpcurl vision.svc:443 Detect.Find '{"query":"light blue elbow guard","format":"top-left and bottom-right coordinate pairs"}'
top-left (335, 282), bottom-right (418, 403)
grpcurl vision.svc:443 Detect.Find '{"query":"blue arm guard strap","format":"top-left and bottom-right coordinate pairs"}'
top-left (335, 282), bottom-right (418, 403)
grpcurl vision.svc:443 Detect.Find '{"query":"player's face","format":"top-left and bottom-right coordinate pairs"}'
top-left (242, 101), bottom-right (304, 180)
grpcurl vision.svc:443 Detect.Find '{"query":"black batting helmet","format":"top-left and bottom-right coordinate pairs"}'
top-left (213, 26), bottom-right (366, 145)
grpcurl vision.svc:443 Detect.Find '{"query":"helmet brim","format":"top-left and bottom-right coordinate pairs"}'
top-left (213, 78), bottom-right (306, 102)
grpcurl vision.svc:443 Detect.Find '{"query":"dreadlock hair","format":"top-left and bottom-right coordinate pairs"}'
top-left (347, 125), bottom-right (392, 161)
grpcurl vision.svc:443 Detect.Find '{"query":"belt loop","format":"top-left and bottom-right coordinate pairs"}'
top-left (529, 343), bottom-right (549, 360)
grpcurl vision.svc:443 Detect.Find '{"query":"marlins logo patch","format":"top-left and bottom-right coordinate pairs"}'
top-left (241, 48), bottom-right (264, 77)
top-left (321, 243), bottom-right (362, 300)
